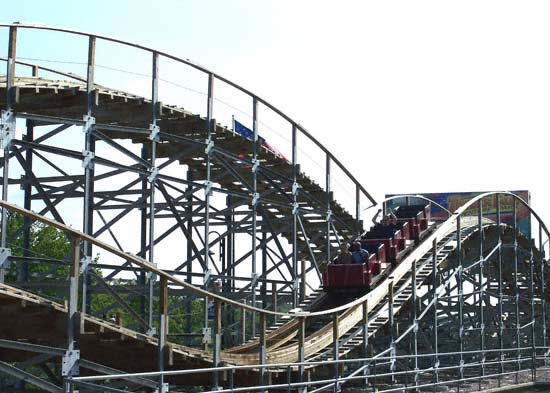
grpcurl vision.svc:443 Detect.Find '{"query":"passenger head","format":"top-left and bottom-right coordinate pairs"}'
top-left (353, 241), bottom-right (362, 250)
top-left (340, 243), bottom-right (350, 253)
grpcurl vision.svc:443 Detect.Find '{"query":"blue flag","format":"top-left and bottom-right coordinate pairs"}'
top-left (233, 119), bottom-right (254, 140)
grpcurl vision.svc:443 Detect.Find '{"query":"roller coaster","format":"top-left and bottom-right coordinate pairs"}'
top-left (0, 23), bottom-right (549, 393)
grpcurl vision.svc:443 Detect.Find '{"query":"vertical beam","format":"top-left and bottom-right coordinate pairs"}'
top-left (355, 184), bottom-right (361, 238)
top-left (513, 198), bottom-right (521, 383)
top-left (432, 237), bottom-right (439, 385)
top-left (530, 237), bottom-right (536, 381)
top-left (539, 224), bottom-right (547, 351)
top-left (18, 119), bottom-right (34, 283)
top-left (259, 312), bottom-right (267, 390)
top-left (213, 295), bottom-right (222, 389)
top-left (411, 261), bottom-right (419, 388)
top-left (82, 35), bottom-right (96, 316)
top-left (291, 124), bottom-right (299, 308)
top-left (186, 171), bottom-right (194, 340)
top-left (240, 299), bottom-right (247, 344)
top-left (298, 316), bottom-right (306, 393)
top-left (496, 195), bottom-right (504, 385)
top-left (457, 216), bottom-right (464, 385)
top-left (388, 280), bottom-right (395, 383)
top-left (261, 219), bottom-right (267, 309)
top-left (362, 300), bottom-right (369, 387)
top-left (203, 73), bottom-right (214, 331)
top-left (139, 145), bottom-right (148, 327)
top-left (271, 282), bottom-right (277, 325)
top-left (63, 235), bottom-right (80, 391)
top-left (478, 200), bottom-right (486, 387)
top-left (143, 52), bottom-right (160, 336)
top-left (251, 96), bottom-right (259, 337)
top-left (333, 312), bottom-right (340, 393)
top-left (300, 258), bottom-right (306, 303)
top-left (158, 277), bottom-right (168, 391)
top-left (1, 27), bottom-right (17, 283)
top-left (326, 154), bottom-right (331, 264)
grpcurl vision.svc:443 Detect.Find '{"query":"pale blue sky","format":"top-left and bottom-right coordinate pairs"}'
top-left (3, 1), bottom-right (550, 228)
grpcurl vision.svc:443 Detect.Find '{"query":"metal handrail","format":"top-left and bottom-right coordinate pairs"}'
top-left (0, 190), bottom-right (543, 320)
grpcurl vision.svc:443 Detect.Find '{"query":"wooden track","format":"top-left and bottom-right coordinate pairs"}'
top-left (0, 76), bottom-right (357, 263)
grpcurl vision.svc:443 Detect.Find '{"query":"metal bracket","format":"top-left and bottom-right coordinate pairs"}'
top-left (0, 110), bottom-right (15, 149)
top-left (79, 256), bottom-right (92, 274)
top-left (293, 277), bottom-right (300, 291)
top-left (155, 383), bottom-right (169, 393)
top-left (251, 192), bottom-right (260, 207)
top-left (146, 327), bottom-right (157, 336)
top-left (82, 150), bottom-right (95, 169)
top-left (292, 182), bottom-right (300, 195)
top-left (149, 124), bottom-right (160, 141)
top-left (413, 319), bottom-right (418, 333)
top-left (202, 327), bottom-right (212, 344)
top-left (82, 115), bottom-right (95, 134)
top-left (61, 349), bottom-right (80, 377)
top-left (251, 273), bottom-right (260, 288)
top-left (205, 138), bottom-right (214, 154)
top-left (251, 159), bottom-right (259, 173)
top-left (459, 326), bottom-right (464, 338)
top-left (0, 248), bottom-right (11, 269)
top-left (204, 269), bottom-right (211, 285)
top-left (326, 209), bottom-right (332, 221)
top-left (292, 202), bottom-right (299, 215)
top-left (204, 181), bottom-right (212, 196)
top-left (148, 167), bottom-right (159, 183)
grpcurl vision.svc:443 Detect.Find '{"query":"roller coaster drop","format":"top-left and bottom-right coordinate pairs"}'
top-left (0, 23), bottom-right (549, 393)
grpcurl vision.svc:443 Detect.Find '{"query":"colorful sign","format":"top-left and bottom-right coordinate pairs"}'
top-left (386, 191), bottom-right (531, 237)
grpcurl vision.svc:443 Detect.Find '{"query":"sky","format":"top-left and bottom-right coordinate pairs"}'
top-left (2, 1), bottom-right (550, 238)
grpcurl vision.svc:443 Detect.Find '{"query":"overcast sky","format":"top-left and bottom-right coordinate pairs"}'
top-left (3, 0), bottom-right (550, 226)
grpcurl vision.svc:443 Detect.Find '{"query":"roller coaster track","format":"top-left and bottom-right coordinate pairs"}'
top-left (0, 23), bottom-right (549, 393)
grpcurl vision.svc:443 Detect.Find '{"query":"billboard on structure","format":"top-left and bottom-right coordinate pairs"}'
top-left (386, 191), bottom-right (531, 237)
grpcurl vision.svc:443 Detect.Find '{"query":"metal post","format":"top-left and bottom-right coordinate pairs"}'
top-left (539, 224), bottom-right (546, 352)
top-left (333, 312), bottom-right (340, 393)
top-left (259, 312), bottom-right (267, 390)
top-left (362, 300), bottom-right (369, 387)
top-left (213, 296), bottom-right (222, 389)
top-left (326, 154), bottom-right (331, 264)
top-left (298, 316), bottom-right (306, 393)
top-left (432, 237), bottom-right (439, 385)
top-left (147, 52), bottom-right (160, 334)
top-left (300, 258), bottom-right (306, 303)
top-left (18, 119), bottom-right (33, 283)
top-left (204, 73), bottom-right (214, 331)
top-left (271, 282), bottom-right (277, 325)
top-left (497, 195), bottom-right (504, 385)
top-left (388, 280), bottom-right (395, 383)
top-left (355, 184), bottom-right (361, 238)
top-left (478, 200), bottom-right (486, 388)
top-left (1, 27), bottom-right (17, 283)
top-left (241, 299), bottom-right (247, 344)
top-left (513, 198), bottom-right (521, 383)
top-left (81, 35), bottom-right (96, 316)
top-left (63, 235), bottom-right (81, 392)
top-left (186, 171), bottom-right (194, 340)
top-left (251, 96), bottom-right (259, 338)
top-left (158, 277), bottom-right (168, 392)
top-left (291, 124), bottom-right (299, 308)
top-left (530, 237), bottom-right (536, 381)
top-left (412, 261), bottom-right (419, 388)
top-left (457, 216), bottom-right (464, 385)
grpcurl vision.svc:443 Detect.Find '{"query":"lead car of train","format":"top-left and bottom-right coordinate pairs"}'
top-left (322, 203), bottom-right (433, 293)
